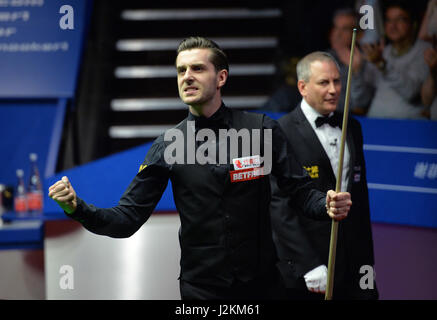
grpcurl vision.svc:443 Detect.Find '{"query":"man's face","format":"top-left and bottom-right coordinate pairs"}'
top-left (385, 7), bottom-right (412, 44)
top-left (298, 60), bottom-right (341, 115)
top-left (330, 14), bottom-right (355, 48)
top-left (176, 48), bottom-right (227, 108)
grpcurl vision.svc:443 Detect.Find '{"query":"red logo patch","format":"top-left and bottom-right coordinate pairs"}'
top-left (230, 167), bottom-right (264, 183)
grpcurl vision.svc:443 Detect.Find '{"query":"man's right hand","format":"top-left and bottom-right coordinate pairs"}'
top-left (361, 40), bottom-right (385, 66)
top-left (48, 176), bottom-right (77, 214)
top-left (303, 265), bottom-right (328, 294)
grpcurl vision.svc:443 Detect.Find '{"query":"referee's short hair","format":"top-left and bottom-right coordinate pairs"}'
top-left (296, 51), bottom-right (340, 82)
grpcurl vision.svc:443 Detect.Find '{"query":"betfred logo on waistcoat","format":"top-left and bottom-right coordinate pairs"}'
top-left (231, 155), bottom-right (263, 182)
top-left (233, 155), bottom-right (261, 170)
top-left (230, 167), bottom-right (264, 183)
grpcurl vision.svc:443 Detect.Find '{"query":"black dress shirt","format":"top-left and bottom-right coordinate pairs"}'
top-left (68, 103), bottom-right (328, 285)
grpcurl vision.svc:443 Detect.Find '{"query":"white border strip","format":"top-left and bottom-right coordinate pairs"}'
top-left (109, 125), bottom-right (171, 138)
top-left (368, 183), bottom-right (437, 194)
top-left (121, 8), bottom-right (282, 21)
top-left (115, 66), bottom-right (175, 78)
top-left (111, 96), bottom-right (268, 111)
top-left (114, 64), bottom-right (275, 78)
top-left (116, 37), bottom-right (278, 51)
top-left (364, 144), bottom-right (437, 155)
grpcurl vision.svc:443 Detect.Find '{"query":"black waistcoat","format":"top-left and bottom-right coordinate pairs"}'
top-left (168, 109), bottom-right (277, 286)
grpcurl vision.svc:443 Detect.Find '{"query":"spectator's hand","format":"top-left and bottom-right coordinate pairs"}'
top-left (334, 42), bottom-right (364, 74)
top-left (351, 46), bottom-right (364, 73)
top-left (326, 190), bottom-right (351, 221)
top-left (361, 40), bottom-right (385, 65)
top-left (48, 176), bottom-right (77, 214)
top-left (424, 47), bottom-right (437, 74)
top-left (304, 265), bottom-right (327, 294)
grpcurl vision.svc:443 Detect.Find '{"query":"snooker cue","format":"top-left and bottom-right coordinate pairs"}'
top-left (325, 28), bottom-right (357, 300)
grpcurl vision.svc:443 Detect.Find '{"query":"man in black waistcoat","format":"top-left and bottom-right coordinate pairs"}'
top-left (48, 37), bottom-right (352, 300)
top-left (270, 51), bottom-right (378, 299)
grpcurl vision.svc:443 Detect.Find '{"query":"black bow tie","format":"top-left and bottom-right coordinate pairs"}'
top-left (315, 114), bottom-right (342, 128)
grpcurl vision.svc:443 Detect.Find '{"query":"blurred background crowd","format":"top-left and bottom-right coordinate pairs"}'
top-left (263, 0), bottom-right (437, 121)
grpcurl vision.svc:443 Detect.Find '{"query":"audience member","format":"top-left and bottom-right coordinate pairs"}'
top-left (418, 0), bottom-right (437, 43)
top-left (351, 1), bottom-right (431, 119)
top-left (327, 8), bottom-right (364, 114)
top-left (421, 47), bottom-right (437, 120)
top-left (419, 0), bottom-right (437, 120)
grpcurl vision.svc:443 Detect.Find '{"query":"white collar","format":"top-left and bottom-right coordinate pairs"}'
top-left (300, 98), bottom-right (334, 129)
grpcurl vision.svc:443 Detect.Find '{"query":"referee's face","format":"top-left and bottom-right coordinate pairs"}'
top-left (176, 48), bottom-right (227, 110)
top-left (298, 60), bottom-right (341, 116)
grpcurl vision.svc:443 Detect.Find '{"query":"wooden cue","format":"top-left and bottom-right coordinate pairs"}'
top-left (325, 28), bottom-right (357, 300)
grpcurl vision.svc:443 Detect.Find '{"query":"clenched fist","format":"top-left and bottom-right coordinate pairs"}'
top-left (48, 176), bottom-right (77, 214)
top-left (326, 190), bottom-right (352, 221)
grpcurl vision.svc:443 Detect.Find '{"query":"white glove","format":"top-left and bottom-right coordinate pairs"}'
top-left (303, 265), bottom-right (327, 294)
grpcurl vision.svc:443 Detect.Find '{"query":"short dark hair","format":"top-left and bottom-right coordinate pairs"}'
top-left (176, 36), bottom-right (229, 73)
top-left (332, 8), bottom-right (359, 26)
top-left (383, 0), bottom-right (418, 24)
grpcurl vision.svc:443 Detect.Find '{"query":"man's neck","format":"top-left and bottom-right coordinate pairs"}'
top-left (392, 36), bottom-right (414, 56)
top-left (189, 97), bottom-right (222, 118)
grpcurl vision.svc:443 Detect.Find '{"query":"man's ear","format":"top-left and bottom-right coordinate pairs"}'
top-left (217, 69), bottom-right (228, 89)
top-left (297, 79), bottom-right (307, 97)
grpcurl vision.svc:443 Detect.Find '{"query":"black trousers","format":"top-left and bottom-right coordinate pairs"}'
top-left (180, 267), bottom-right (286, 300)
